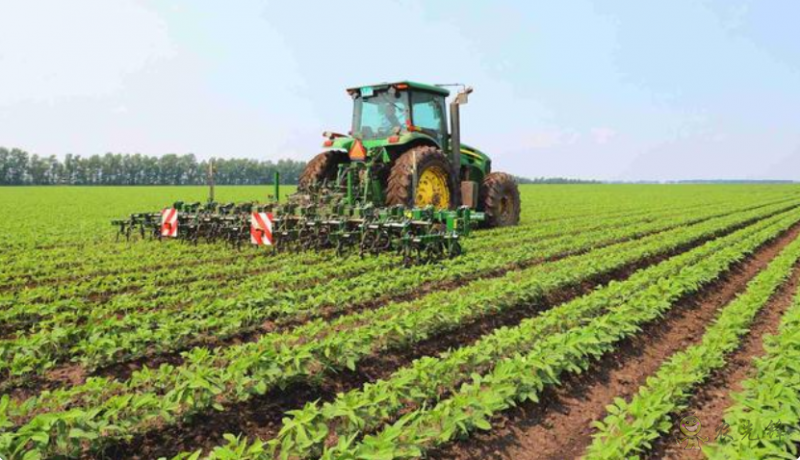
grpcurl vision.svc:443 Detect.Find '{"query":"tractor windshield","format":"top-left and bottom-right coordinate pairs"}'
top-left (352, 90), bottom-right (410, 139)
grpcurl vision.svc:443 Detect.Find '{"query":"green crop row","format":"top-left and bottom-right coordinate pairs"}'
top-left (322, 210), bottom-right (800, 460)
top-left (253, 203), bottom-right (800, 459)
top-left (584, 232), bottom-right (800, 459)
top-left (0, 196), bottom-right (654, 322)
top-left (2, 205), bottom-right (796, 458)
top-left (0, 249), bottom-right (313, 307)
top-left (4, 196), bottom-right (778, 384)
top-left (704, 279), bottom-right (800, 459)
top-left (1, 248), bottom-right (375, 338)
top-left (2, 185), bottom-right (791, 283)
top-left (5, 195), bottom-right (791, 393)
top-left (3, 192), bottom-right (749, 312)
top-left (2, 190), bottom-right (793, 335)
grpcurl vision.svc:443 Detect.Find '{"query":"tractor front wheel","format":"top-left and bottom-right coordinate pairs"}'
top-left (480, 172), bottom-right (521, 227)
top-left (386, 146), bottom-right (454, 210)
top-left (298, 150), bottom-right (349, 192)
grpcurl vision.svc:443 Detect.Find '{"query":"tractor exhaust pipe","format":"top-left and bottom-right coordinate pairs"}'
top-left (449, 86), bottom-right (473, 209)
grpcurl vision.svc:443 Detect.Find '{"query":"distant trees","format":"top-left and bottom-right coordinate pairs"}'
top-left (0, 148), bottom-right (306, 185)
top-left (514, 175), bottom-right (601, 184)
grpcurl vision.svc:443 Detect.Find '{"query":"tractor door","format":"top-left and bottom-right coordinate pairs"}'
top-left (410, 92), bottom-right (448, 148)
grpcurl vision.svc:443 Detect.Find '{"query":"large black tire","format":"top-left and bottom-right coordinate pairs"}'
top-left (386, 145), bottom-right (455, 209)
top-left (298, 151), bottom-right (349, 191)
top-left (480, 172), bottom-right (520, 227)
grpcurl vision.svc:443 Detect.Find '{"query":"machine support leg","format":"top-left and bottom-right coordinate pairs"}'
top-left (347, 170), bottom-right (354, 205)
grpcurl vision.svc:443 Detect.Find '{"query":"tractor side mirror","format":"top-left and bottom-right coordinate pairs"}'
top-left (455, 87), bottom-right (473, 105)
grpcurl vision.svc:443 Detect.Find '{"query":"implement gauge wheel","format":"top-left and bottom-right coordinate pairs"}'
top-left (480, 172), bottom-right (521, 228)
top-left (387, 146), bottom-right (454, 210)
top-left (298, 150), bottom-right (350, 192)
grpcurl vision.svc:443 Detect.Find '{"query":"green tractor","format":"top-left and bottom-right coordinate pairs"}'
top-left (299, 81), bottom-right (521, 228)
top-left (112, 82), bottom-right (520, 263)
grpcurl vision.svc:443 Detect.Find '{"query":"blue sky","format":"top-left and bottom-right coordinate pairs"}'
top-left (1, 0), bottom-right (798, 180)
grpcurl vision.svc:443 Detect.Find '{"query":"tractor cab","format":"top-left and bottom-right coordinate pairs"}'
top-left (350, 82), bottom-right (449, 148)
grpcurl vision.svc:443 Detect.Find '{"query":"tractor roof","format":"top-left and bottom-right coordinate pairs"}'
top-left (347, 81), bottom-right (450, 96)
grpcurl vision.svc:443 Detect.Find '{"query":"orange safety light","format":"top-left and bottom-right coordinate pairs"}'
top-left (323, 139), bottom-right (334, 147)
top-left (349, 139), bottom-right (367, 160)
top-left (388, 135), bottom-right (400, 143)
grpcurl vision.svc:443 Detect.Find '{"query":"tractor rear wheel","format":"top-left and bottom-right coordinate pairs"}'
top-left (386, 146), bottom-right (454, 210)
top-left (480, 172), bottom-right (520, 227)
top-left (298, 151), bottom-right (349, 192)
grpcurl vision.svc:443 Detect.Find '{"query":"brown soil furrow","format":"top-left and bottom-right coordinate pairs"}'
top-left (651, 262), bottom-right (800, 459)
top-left (99, 221), bottom-right (724, 460)
top-left (430, 219), bottom-right (800, 460)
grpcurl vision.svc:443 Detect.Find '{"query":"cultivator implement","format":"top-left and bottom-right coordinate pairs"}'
top-left (266, 201), bottom-right (475, 263)
top-left (113, 191), bottom-right (481, 265)
top-left (112, 201), bottom-right (254, 248)
top-left (111, 212), bottom-right (162, 241)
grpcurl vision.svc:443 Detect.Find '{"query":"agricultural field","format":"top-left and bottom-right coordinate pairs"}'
top-left (3, 184), bottom-right (800, 460)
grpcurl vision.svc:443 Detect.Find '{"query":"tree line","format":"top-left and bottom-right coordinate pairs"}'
top-left (514, 176), bottom-right (601, 184)
top-left (0, 147), bottom-right (306, 185)
top-left (0, 147), bottom-right (595, 186)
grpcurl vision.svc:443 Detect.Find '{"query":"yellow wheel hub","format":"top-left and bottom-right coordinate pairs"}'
top-left (415, 166), bottom-right (451, 209)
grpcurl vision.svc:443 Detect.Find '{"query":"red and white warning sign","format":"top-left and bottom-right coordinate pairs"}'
top-left (250, 212), bottom-right (274, 246)
top-left (161, 208), bottom-right (178, 237)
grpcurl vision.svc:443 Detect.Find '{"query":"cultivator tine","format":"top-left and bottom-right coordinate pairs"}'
top-left (139, 217), bottom-right (147, 240)
top-left (112, 211), bottom-right (161, 243)
top-left (111, 219), bottom-right (128, 242)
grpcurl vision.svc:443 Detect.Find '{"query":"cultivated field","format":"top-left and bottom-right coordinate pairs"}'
top-left (2, 184), bottom-right (800, 459)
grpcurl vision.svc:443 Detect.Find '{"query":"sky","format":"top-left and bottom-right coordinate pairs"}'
top-left (0, 0), bottom-right (798, 181)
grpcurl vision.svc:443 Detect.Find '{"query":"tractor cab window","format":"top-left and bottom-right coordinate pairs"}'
top-left (411, 92), bottom-right (447, 142)
top-left (353, 90), bottom-right (409, 139)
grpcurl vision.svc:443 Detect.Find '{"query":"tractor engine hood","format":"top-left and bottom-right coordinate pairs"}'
top-left (321, 131), bottom-right (436, 152)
